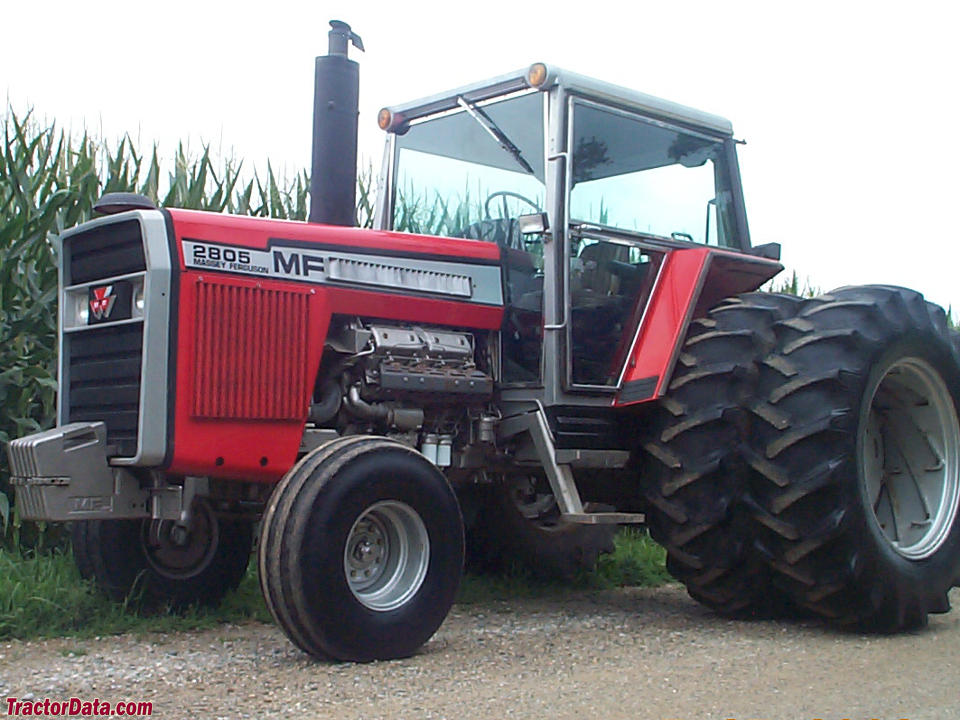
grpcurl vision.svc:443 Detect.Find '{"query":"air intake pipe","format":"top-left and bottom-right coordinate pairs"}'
top-left (309, 20), bottom-right (363, 226)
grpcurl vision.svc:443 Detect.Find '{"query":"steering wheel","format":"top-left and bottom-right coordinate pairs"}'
top-left (484, 191), bottom-right (541, 219)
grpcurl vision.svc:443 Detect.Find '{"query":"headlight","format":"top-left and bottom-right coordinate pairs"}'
top-left (134, 283), bottom-right (145, 315)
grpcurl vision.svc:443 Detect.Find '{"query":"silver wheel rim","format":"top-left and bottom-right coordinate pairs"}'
top-left (344, 500), bottom-right (430, 611)
top-left (862, 357), bottom-right (960, 560)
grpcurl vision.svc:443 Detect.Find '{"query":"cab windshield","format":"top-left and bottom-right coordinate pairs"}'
top-left (392, 90), bottom-right (546, 247)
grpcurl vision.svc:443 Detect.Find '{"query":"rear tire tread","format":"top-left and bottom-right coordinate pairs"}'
top-left (639, 292), bottom-right (803, 616)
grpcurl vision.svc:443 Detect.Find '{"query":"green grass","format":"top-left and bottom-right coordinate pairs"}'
top-left (0, 528), bottom-right (670, 641)
top-left (459, 527), bottom-right (670, 603)
top-left (595, 526), bottom-right (672, 588)
top-left (0, 548), bottom-right (270, 641)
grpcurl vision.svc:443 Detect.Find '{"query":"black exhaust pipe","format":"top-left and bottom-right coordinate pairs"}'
top-left (309, 20), bottom-right (364, 226)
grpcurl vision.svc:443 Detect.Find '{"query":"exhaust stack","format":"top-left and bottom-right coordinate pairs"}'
top-left (309, 20), bottom-right (364, 226)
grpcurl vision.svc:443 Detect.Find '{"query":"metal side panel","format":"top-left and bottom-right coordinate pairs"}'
top-left (614, 247), bottom-right (711, 406)
top-left (614, 246), bottom-right (783, 406)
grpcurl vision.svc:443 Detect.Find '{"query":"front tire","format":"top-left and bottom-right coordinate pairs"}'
top-left (746, 285), bottom-right (960, 630)
top-left (259, 436), bottom-right (463, 661)
top-left (71, 500), bottom-right (253, 609)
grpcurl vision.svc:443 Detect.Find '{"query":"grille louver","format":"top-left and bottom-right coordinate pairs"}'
top-left (68, 220), bottom-right (146, 284)
top-left (66, 320), bottom-right (143, 456)
top-left (193, 280), bottom-right (311, 420)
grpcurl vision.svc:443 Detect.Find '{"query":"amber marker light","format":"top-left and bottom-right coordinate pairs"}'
top-left (527, 63), bottom-right (548, 88)
top-left (377, 108), bottom-right (392, 130)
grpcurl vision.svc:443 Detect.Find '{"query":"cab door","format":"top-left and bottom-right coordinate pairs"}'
top-left (566, 231), bottom-right (665, 390)
top-left (561, 96), bottom-right (746, 397)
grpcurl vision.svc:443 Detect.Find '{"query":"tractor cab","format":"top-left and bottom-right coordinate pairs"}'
top-left (375, 64), bottom-right (773, 407)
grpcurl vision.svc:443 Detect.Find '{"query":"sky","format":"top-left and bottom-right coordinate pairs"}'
top-left (3, 0), bottom-right (958, 312)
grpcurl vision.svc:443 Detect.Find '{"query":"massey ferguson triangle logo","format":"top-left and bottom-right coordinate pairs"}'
top-left (89, 286), bottom-right (117, 320)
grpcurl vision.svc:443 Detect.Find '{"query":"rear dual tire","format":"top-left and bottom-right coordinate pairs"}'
top-left (746, 286), bottom-right (960, 630)
top-left (639, 292), bottom-right (802, 616)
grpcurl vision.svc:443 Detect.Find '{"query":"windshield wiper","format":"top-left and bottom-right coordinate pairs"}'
top-left (457, 96), bottom-right (535, 175)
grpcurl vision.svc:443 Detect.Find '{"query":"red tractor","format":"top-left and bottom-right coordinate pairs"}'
top-left (9, 22), bottom-right (960, 661)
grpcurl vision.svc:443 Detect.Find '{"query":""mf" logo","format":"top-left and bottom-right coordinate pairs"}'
top-left (89, 286), bottom-right (117, 320)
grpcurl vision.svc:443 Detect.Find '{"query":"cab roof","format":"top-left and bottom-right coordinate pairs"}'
top-left (382, 63), bottom-right (734, 137)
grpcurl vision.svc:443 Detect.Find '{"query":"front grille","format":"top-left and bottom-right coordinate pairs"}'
top-left (63, 219), bottom-right (147, 458)
top-left (66, 324), bottom-right (143, 456)
top-left (67, 220), bottom-right (145, 283)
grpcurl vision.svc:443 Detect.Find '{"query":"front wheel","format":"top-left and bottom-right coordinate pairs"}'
top-left (71, 500), bottom-right (253, 609)
top-left (259, 436), bottom-right (464, 661)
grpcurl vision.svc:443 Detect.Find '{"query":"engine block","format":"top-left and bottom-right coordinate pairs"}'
top-left (366, 323), bottom-right (493, 396)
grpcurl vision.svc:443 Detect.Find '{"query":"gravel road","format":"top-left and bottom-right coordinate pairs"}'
top-left (3, 585), bottom-right (958, 720)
